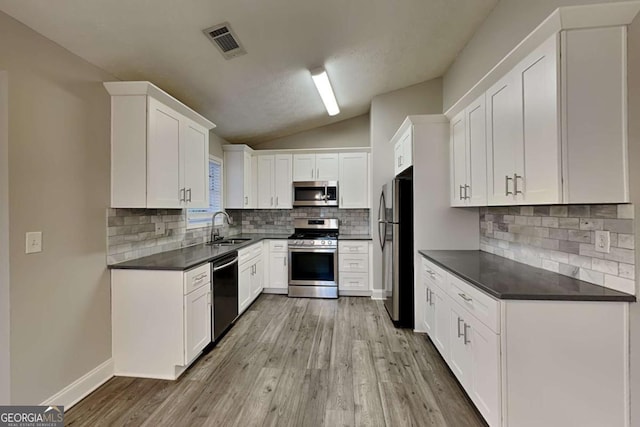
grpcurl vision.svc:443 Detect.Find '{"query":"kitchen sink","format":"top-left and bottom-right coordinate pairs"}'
top-left (208, 238), bottom-right (251, 246)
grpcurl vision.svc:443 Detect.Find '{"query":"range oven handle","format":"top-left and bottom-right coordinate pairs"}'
top-left (213, 257), bottom-right (239, 272)
top-left (288, 248), bottom-right (337, 253)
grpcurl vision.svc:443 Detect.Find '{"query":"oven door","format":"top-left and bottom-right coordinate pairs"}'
top-left (288, 248), bottom-right (338, 286)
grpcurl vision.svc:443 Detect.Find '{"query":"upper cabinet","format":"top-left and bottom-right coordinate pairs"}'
top-left (257, 154), bottom-right (293, 209)
top-left (223, 145), bottom-right (256, 209)
top-left (104, 81), bottom-right (215, 209)
top-left (293, 153), bottom-right (339, 181)
top-left (393, 126), bottom-right (413, 176)
top-left (450, 24), bottom-right (630, 206)
top-left (339, 152), bottom-right (369, 209)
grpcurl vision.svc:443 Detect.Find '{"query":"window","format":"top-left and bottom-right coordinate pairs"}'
top-left (187, 156), bottom-right (224, 228)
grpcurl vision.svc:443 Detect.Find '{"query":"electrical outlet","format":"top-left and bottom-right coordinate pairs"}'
top-left (595, 230), bottom-right (610, 253)
top-left (155, 222), bottom-right (166, 235)
top-left (25, 231), bottom-right (42, 254)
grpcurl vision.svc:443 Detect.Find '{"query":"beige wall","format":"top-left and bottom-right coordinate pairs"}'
top-left (250, 114), bottom-right (369, 150)
top-left (0, 11), bottom-right (114, 404)
top-left (442, 0), bottom-right (628, 110)
top-left (370, 79), bottom-right (443, 291)
top-left (627, 13), bottom-right (640, 427)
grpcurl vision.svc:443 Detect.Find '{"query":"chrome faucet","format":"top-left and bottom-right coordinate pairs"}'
top-left (210, 211), bottom-right (233, 243)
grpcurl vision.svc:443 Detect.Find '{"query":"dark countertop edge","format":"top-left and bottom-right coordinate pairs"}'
top-left (108, 234), bottom-right (290, 271)
top-left (418, 250), bottom-right (636, 303)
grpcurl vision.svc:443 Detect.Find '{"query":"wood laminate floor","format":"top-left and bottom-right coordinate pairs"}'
top-left (66, 295), bottom-right (486, 426)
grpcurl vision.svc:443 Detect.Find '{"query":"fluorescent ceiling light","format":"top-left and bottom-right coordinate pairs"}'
top-left (310, 68), bottom-right (340, 116)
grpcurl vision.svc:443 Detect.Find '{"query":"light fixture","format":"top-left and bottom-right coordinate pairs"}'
top-left (310, 67), bottom-right (340, 116)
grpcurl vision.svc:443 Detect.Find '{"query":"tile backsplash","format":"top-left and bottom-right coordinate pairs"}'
top-left (480, 204), bottom-right (635, 294)
top-left (107, 207), bottom-right (370, 264)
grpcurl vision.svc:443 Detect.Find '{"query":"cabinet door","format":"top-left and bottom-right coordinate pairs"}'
top-left (394, 127), bottom-right (412, 176)
top-left (316, 153), bottom-right (340, 181)
top-left (243, 152), bottom-right (253, 208)
top-left (182, 120), bottom-right (209, 208)
top-left (423, 281), bottom-right (435, 336)
top-left (466, 94), bottom-right (488, 206)
top-left (450, 111), bottom-right (467, 206)
top-left (147, 97), bottom-right (182, 208)
top-left (515, 34), bottom-right (561, 204)
top-left (238, 262), bottom-right (252, 314)
top-left (274, 154), bottom-right (292, 208)
top-left (293, 154), bottom-right (316, 181)
top-left (433, 287), bottom-right (450, 360)
top-left (449, 304), bottom-right (472, 387)
top-left (339, 152), bottom-right (368, 208)
top-left (486, 71), bottom-right (521, 205)
top-left (252, 258), bottom-right (264, 299)
top-left (468, 316), bottom-right (501, 427)
top-left (257, 155), bottom-right (275, 208)
top-left (184, 284), bottom-right (211, 364)
top-left (269, 252), bottom-right (288, 290)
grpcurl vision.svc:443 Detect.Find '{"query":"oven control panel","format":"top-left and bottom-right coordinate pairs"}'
top-left (289, 239), bottom-right (337, 248)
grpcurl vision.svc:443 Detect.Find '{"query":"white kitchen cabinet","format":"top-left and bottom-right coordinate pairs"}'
top-left (422, 276), bottom-right (436, 336)
top-left (338, 241), bottom-right (371, 296)
top-left (432, 287), bottom-right (450, 359)
top-left (223, 145), bottom-right (255, 209)
top-left (339, 152), bottom-right (369, 208)
top-left (448, 302), bottom-right (473, 386)
top-left (111, 263), bottom-right (212, 380)
top-left (293, 153), bottom-right (339, 181)
top-left (105, 82), bottom-right (215, 209)
top-left (184, 282), bottom-right (212, 364)
top-left (451, 93), bottom-right (488, 207)
top-left (238, 242), bottom-right (264, 314)
top-left (393, 126), bottom-right (412, 176)
top-left (265, 240), bottom-right (288, 294)
top-left (257, 154), bottom-right (292, 209)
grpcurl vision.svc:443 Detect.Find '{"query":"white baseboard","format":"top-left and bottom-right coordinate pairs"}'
top-left (370, 289), bottom-right (385, 300)
top-left (41, 359), bottom-right (113, 409)
top-left (339, 290), bottom-right (372, 297)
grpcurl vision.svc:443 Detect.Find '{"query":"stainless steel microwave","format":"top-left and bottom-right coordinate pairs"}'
top-left (292, 181), bottom-right (338, 207)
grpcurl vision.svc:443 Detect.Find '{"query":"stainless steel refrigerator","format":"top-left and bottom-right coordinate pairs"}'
top-left (378, 169), bottom-right (414, 328)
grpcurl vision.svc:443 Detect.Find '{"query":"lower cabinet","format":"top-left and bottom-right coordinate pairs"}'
top-left (265, 240), bottom-right (289, 294)
top-left (238, 242), bottom-right (264, 314)
top-left (338, 241), bottom-right (371, 296)
top-left (111, 263), bottom-right (212, 380)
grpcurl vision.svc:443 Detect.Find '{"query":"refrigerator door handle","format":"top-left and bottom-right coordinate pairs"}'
top-left (378, 190), bottom-right (387, 250)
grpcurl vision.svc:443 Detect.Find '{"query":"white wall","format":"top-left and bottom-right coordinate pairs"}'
top-left (0, 11), bottom-right (114, 404)
top-left (0, 71), bottom-right (10, 405)
top-left (442, 0), bottom-right (630, 110)
top-left (370, 79), bottom-right (443, 291)
top-left (209, 131), bottom-right (226, 159)
top-left (250, 114), bottom-right (369, 150)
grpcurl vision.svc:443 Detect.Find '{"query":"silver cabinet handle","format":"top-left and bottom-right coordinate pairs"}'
top-left (426, 288), bottom-right (430, 304)
top-left (459, 185), bottom-right (464, 200)
top-left (270, 196), bottom-right (274, 206)
top-left (244, 196), bottom-right (248, 206)
top-left (458, 293), bottom-right (472, 302)
top-left (180, 188), bottom-right (185, 202)
top-left (457, 317), bottom-right (464, 338)
top-left (463, 323), bottom-right (471, 345)
top-left (465, 185), bottom-right (470, 200)
top-left (186, 188), bottom-right (192, 203)
top-left (505, 175), bottom-right (513, 196)
top-left (311, 168), bottom-right (314, 179)
top-left (316, 168), bottom-right (319, 179)
top-left (514, 174), bottom-right (523, 195)
top-left (276, 196), bottom-right (279, 206)
top-left (429, 289), bottom-right (434, 306)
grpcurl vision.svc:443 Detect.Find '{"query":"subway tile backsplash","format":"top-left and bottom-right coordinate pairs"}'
top-left (107, 207), bottom-right (369, 264)
top-left (480, 204), bottom-right (636, 294)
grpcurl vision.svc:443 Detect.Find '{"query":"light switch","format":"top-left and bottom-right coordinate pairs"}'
top-left (595, 230), bottom-right (610, 253)
top-left (25, 231), bottom-right (42, 254)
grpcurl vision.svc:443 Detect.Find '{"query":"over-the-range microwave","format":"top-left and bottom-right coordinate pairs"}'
top-left (292, 181), bottom-right (338, 207)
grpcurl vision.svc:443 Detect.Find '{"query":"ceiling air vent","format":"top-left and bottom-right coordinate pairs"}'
top-left (203, 22), bottom-right (246, 59)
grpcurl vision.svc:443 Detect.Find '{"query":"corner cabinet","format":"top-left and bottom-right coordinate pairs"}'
top-left (105, 81), bottom-right (216, 209)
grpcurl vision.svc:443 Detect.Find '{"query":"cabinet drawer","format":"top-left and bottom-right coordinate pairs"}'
top-left (421, 258), bottom-right (448, 291)
top-left (269, 240), bottom-right (288, 253)
top-left (184, 263), bottom-right (210, 295)
top-left (239, 242), bottom-right (262, 264)
top-left (447, 274), bottom-right (500, 333)
top-left (338, 241), bottom-right (369, 254)
top-left (339, 273), bottom-right (369, 290)
top-left (339, 254), bottom-right (368, 273)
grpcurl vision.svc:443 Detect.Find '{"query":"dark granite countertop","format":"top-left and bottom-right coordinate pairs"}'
top-left (419, 250), bottom-right (636, 302)
top-left (338, 234), bottom-right (372, 240)
top-left (109, 234), bottom-right (290, 271)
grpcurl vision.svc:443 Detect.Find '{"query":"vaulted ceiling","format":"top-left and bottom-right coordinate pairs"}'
top-left (0, 0), bottom-right (497, 143)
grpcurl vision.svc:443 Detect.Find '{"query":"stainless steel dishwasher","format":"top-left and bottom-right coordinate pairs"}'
top-left (211, 251), bottom-right (239, 342)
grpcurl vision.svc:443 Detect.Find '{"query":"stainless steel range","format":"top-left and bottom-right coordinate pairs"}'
top-left (288, 218), bottom-right (339, 299)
